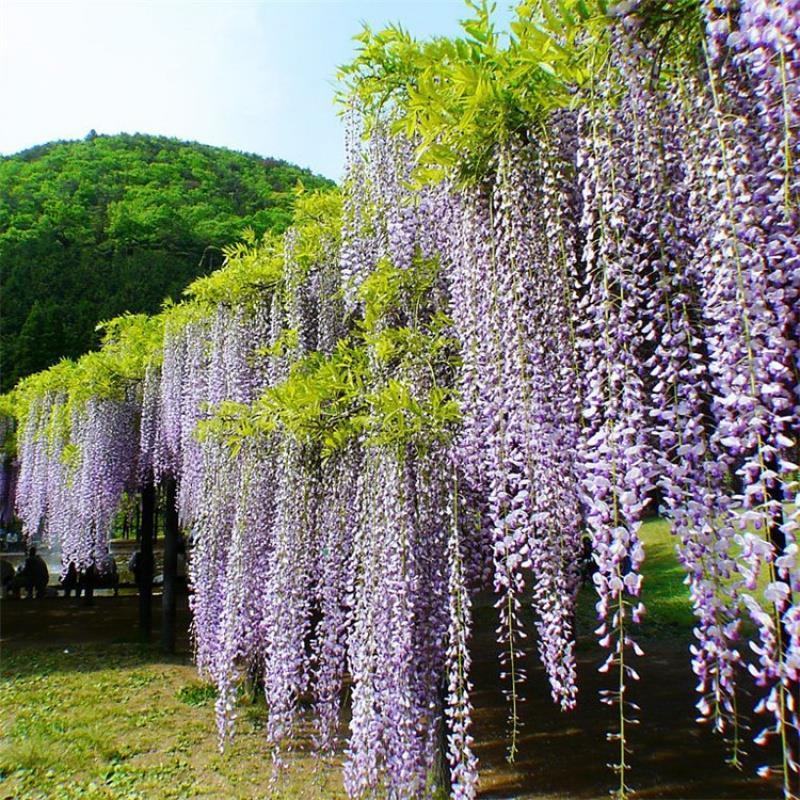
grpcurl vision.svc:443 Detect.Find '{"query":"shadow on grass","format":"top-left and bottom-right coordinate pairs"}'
top-left (1, 593), bottom-right (194, 678)
top-left (0, 640), bottom-right (191, 682)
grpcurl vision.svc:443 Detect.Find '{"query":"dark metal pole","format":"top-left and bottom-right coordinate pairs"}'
top-left (139, 480), bottom-right (156, 641)
top-left (435, 677), bottom-right (452, 796)
top-left (161, 477), bottom-right (179, 654)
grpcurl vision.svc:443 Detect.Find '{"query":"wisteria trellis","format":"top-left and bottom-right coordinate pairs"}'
top-left (4, 3), bottom-right (800, 799)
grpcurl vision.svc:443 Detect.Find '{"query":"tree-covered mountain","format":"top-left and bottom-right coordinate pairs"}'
top-left (0, 132), bottom-right (334, 391)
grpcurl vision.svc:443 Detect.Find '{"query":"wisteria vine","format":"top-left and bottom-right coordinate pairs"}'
top-left (3, 2), bottom-right (799, 799)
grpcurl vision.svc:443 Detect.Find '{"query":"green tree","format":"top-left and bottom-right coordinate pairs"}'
top-left (12, 299), bottom-right (64, 379)
top-left (0, 133), bottom-right (334, 391)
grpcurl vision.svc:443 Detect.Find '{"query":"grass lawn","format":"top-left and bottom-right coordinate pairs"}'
top-left (619, 516), bottom-right (695, 630)
top-left (0, 517), bottom-right (781, 799)
top-left (0, 643), bottom-right (346, 800)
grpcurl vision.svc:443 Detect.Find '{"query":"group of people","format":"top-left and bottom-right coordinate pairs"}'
top-left (60, 556), bottom-right (120, 600)
top-left (0, 546), bottom-right (49, 598)
top-left (0, 547), bottom-right (121, 600)
top-left (1, 539), bottom-right (187, 600)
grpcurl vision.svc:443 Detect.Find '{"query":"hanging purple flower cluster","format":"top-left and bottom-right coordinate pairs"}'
top-left (259, 440), bottom-right (318, 749)
top-left (15, 393), bottom-right (56, 544)
top-left (15, 390), bottom-right (140, 571)
top-left (432, 133), bottom-right (585, 757)
top-left (345, 445), bottom-right (447, 797)
top-left (340, 113), bottom-right (444, 305)
top-left (144, 302), bottom-right (272, 525)
top-left (334, 114), bottom-right (588, 792)
top-left (687, 2), bottom-right (800, 787)
top-left (575, 66), bottom-right (654, 794)
top-left (562, 4), bottom-right (799, 789)
top-left (648, 75), bottom-right (745, 754)
top-left (173, 208), bottom-right (349, 756)
top-left (188, 431), bottom-right (242, 700)
top-left (444, 469), bottom-right (479, 800)
top-left (312, 446), bottom-right (360, 752)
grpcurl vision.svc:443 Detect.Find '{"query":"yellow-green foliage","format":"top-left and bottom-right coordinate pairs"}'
top-left (340, 0), bottom-right (703, 184)
top-left (200, 255), bottom-right (461, 458)
top-left (288, 187), bottom-right (343, 280)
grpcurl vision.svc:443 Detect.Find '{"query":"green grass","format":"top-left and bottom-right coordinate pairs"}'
top-left (638, 516), bottom-right (697, 630)
top-left (0, 644), bottom-right (345, 800)
top-left (176, 682), bottom-right (218, 708)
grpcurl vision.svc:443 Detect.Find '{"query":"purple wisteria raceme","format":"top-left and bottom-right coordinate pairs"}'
top-left (16, 392), bottom-right (63, 546)
top-left (189, 433), bottom-right (239, 732)
top-left (16, 392), bottom-right (140, 573)
top-left (340, 105), bottom-right (374, 308)
top-left (445, 468), bottom-right (479, 800)
top-left (312, 447), bottom-right (360, 752)
top-left (259, 440), bottom-right (317, 750)
top-left (576, 42), bottom-right (656, 790)
top-left (340, 118), bottom-right (424, 307)
top-left (157, 302), bottom-right (272, 530)
top-left (345, 444), bottom-right (450, 800)
top-left (443, 185), bottom-right (497, 594)
top-left (649, 71), bottom-right (748, 754)
top-left (698, 2), bottom-right (800, 786)
top-left (434, 135), bottom-right (584, 754)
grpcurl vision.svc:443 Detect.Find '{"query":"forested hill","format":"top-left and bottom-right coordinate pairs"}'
top-left (0, 132), bottom-right (335, 391)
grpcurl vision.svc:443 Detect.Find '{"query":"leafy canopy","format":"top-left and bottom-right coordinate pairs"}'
top-left (201, 255), bottom-right (461, 458)
top-left (340, 0), bottom-right (703, 184)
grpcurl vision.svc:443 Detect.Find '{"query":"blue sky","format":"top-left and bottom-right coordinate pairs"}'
top-left (0, 1), bottom-right (512, 181)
